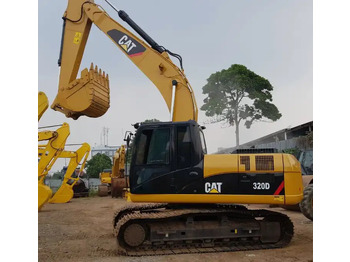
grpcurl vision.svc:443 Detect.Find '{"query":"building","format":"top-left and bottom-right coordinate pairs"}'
top-left (91, 145), bottom-right (120, 160)
top-left (217, 121), bottom-right (313, 154)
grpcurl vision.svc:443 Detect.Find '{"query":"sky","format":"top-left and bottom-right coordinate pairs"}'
top-left (38, 0), bottom-right (312, 172)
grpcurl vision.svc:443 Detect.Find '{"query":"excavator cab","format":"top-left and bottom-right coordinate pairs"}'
top-left (128, 120), bottom-right (205, 195)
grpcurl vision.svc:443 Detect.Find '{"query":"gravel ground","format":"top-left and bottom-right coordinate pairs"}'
top-left (38, 197), bottom-right (313, 262)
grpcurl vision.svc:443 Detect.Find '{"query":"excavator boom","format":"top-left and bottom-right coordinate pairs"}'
top-left (52, 0), bottom-right (197, 121)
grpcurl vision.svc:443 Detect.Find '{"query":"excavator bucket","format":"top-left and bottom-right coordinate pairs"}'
top-left (38, 92), bottom-right (49, 121)
top-left (51, 64), bottom-right (110, 120)
top-left (38, 183), bottom-right (52, 211)
top-left (49, 182), bottom-right (74, 203)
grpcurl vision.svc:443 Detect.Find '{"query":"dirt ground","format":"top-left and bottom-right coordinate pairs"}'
top-left (38, 197), bottom-right (313, 262)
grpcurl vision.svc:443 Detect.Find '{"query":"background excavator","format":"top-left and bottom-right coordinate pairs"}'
top-left (98, 145), bottom-right (127, 197)
top-left (49, 0), bottom-right (303, 255)
top-left (38, 92), bottom-right (90, 210)
top-left (38, 92), bottom-right (70, 210)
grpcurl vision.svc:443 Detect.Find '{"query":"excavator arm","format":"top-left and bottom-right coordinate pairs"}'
top-left (38, 123), bottom-right (70, 181)
top-left (52, 0), bottom-right (197, 121)
top-left (38, 123), bottom-right (70, 210)
top-left (112, 144), bottom-right (125, 178)
top-left (48, 143), bottom-right (90, 204)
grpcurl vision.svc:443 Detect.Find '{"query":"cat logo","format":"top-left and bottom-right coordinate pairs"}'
top-left (118, 35), bottom-right (137, 53)
top-left (205, 182), bottom-right (222, 193)
top-left (107, 29), bottom-right (146, 57)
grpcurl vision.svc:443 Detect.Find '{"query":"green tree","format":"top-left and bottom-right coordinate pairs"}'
top-left (52, 170), bottom-right (63, 180)
top-left (201, 64), bottom-right (282, 147)
top-left (297, 131), bottom-right (313, 149)
top-left (85, 153), bottom-right (112, 178)
top-left (51, 166), bottom-right (68, 179)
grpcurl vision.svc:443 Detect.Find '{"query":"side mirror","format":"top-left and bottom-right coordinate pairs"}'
top-left (123, 131), bottom-right (134, 147)
top-left (133, 123), bottom-right (140, 129)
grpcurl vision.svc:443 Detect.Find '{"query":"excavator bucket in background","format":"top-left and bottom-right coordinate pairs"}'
top-left (38, 92), bottom-right (49, 121)
top-left (38, 184), bottom-right (52, 211)
top-left (51, 64), bottom-right (110, 120)
top-left (49, 143), bottom-right (90, 203)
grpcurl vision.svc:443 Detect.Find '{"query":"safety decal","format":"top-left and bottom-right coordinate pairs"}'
top-left (273, 181), bottom-right (285, 195)
top-left (107, 29), bottom-right (146, 57)
top-left (73, 32), bottom-right (82, 44)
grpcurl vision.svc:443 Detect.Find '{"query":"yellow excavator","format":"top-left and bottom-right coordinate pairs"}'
top-left (49, 0), bottom-right (303, 255)
top-left (98, 169), bottom-right (112, 196)
top-left (38, 92), bottom-right (70, 210)
top-left (40, 143), bottom-right (90, 204)
top-left (38, 126), bottom-right (70, 210)
top-left (98, 145), bottom-right (127, 197)
top-left (38, 92), bottom-right (90, 210)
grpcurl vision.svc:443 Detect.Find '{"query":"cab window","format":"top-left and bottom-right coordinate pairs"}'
top-left (199, 129), bottom-right (207, 154)
top-left (135, 128), bottom-right (170, 165)
top-left (176, 126), bottom-right (192, 169)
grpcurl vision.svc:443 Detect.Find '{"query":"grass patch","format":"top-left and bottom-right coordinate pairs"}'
top-left (89, 189), bottom-right (98, 197)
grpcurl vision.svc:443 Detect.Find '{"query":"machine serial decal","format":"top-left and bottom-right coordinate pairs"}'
top-left (205, 182), bottom-right (222, 193)
top-left (107, 29), bottom-right (146, 57)
top-left (253, 182), bottom-right (270, 190)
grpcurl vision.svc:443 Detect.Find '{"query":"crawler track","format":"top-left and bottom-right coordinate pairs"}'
top-left (113, 203), bottom-right (293, 256)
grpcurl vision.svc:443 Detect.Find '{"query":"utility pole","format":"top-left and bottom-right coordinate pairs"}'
top-left (101, 127), bottom-right (110, 146)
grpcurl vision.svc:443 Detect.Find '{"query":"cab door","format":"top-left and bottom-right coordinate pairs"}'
top-left (130, 127), bottom-right (172, 194)
top-left (171, 125), bottom-right (203, 194)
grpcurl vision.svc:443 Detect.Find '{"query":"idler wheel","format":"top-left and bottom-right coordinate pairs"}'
top-left (123, 223), bottom-right (146, 247)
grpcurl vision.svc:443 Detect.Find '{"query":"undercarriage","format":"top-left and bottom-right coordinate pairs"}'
top-left (113, 203), bottom-right (293, 256)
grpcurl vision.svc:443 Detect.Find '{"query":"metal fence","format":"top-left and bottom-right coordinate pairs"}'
top-left (254, 137), bottom-right (299, 152)
top-left (216, 137), bottom-right (310, 154)
top-left (45, 178), bottom-right (101, 193)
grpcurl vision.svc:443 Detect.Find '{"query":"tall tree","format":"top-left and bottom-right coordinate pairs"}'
top-left (85, 153), bottom-right (112, 178)
top-left (201, 64), bottom-right (282, 147)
